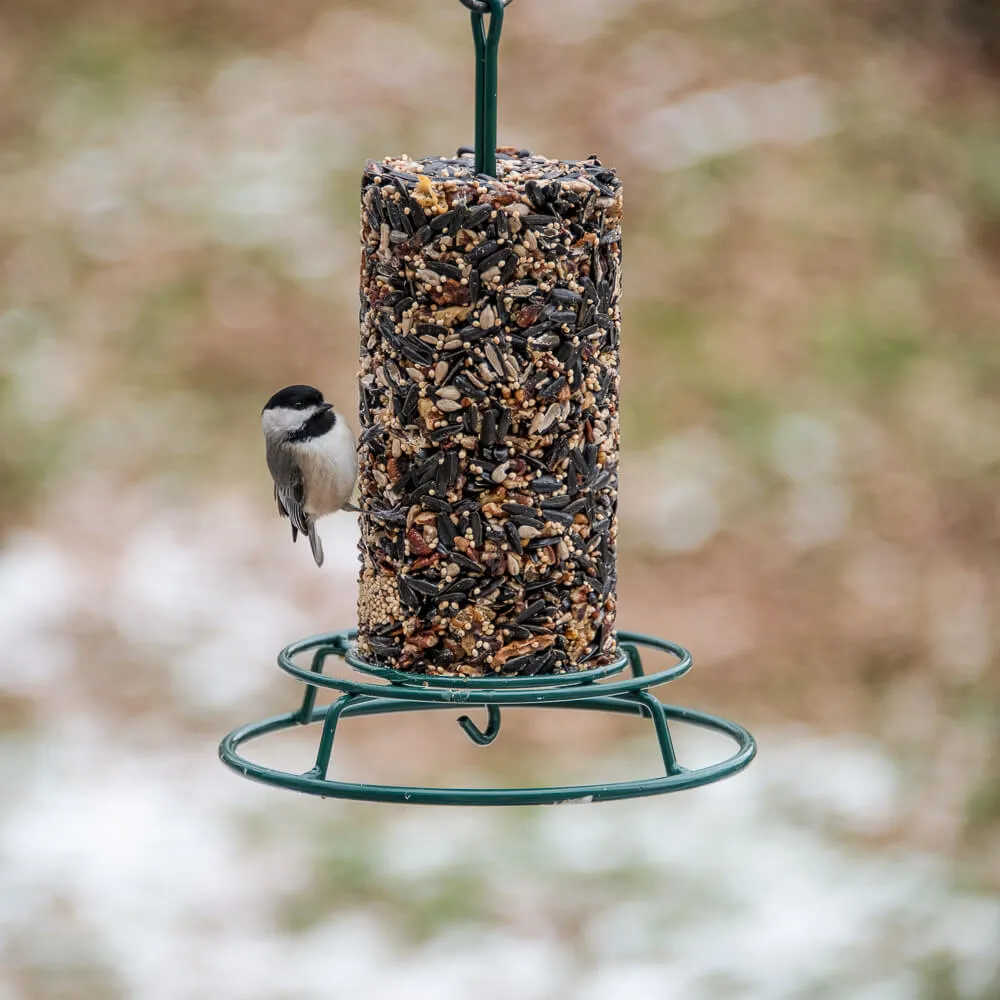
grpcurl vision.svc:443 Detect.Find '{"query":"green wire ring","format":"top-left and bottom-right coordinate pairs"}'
top-left (277, 630), bottom-right (689, 705)
top-left (218, 631), bottom-right (757, 805)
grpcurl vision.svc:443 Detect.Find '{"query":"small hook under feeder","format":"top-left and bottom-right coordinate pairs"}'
top-left (457, 704), bottom-right (502, 746)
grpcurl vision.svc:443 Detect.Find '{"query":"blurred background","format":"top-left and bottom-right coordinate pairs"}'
top-left (1, 0), bottom-right (999, 997)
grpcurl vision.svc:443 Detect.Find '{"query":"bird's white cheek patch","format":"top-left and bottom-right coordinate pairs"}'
top-left (262, 407), bottom-right (315, 437)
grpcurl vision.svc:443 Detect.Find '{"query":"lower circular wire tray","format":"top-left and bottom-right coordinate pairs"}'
top-left (219, 630), bottom-right (757, 806)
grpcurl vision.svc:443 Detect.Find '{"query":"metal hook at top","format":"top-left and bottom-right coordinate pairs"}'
top-left (458, 0), bottom-right (513, 13)
top-left (465, 0), bottom-right (509, 177)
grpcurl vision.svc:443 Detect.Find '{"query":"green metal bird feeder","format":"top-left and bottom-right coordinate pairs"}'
top-left (219, 0), bottom-right (757, 805)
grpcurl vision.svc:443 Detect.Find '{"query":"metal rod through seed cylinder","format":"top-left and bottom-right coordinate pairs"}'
top-left (469, 0), bottom-right (506, 176)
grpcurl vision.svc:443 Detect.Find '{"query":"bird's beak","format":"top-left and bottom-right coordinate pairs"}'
top-left (318, 402), bottom-right (334, 414)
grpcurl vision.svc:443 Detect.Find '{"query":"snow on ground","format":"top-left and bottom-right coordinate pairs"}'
top-left (0, 500), bottom-right (997, 1000)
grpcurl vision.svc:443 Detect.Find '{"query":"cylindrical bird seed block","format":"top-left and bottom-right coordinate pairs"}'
top-left (356, 149), bottom-right (621, 677)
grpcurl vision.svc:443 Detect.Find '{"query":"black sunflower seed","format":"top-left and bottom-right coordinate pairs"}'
top-left (466, 240), bottom-right (501, 266)
top-left (522, 650), bottom-right (556, 676)
top-left (545, 309), bottom-right (577, 326)
top-left (386, 198), bottom-right (410, 234)
top-left (480, 409), bottom-right (498, 449)
top-left (398, 577), bottom-right (421, 608)
top-left (524, 179), bottom-right (548, 208)
top-left (404, 576), bottom-right (440, 597)
top-left (435, 459), bottom-right (451, 496)
top-left (454, 375), bottom-right (487, 401)
top-left (474, 577), bottom-right (505, 601)
top-left (500, 253), bottom-right (519, 284)
top-left (367, 505), bottom-right (408, 527)
top-left (406, 478), bottom-right (435, 503)
top-left (399, 338), bottom-right (432, 365)
top-left (451, 551), bottom-right (483, 573)
top-left (425, 261), bottom-right (462, 280)
top-left (554, 341), bottom-right (576, 365)
top-left (521, 623), bottom-right (555, 636)
top-left (501, 503), bottom-right (537, 518)
top-left (541, 437), bottom-right (568, 469)
top-left (478, 249), bottom-right (510, 273)
top-left (464, 204), bottom-right (492, 230)
top-left (368, 638), bottom-right (401, 659)
top-left (538, 375), bottom-right (567, 400)
top-left (527, 535), bottom-right (561, 551)
top-left (413, 455), bottom-right (437, 485)
top-left (539, 492), bottom-right (571, 510)
top-left (504, 624), bottom-right (533, 641)
top-left (530, 332), bottom-right (562, 350)
top-left (515, 599), bottom-right (548, 624)
top-left (529, 476), bottom-right (561, 494)
top-left (504, 522), bottom-right (523, 554)
top-left (549, 288), bottom-right (582, 307)
top-left (469, 509), bottom-right (485, 547)
top-left (429, 421), bottom-right (464, 443)
top-left (430, 207), bottom-right (464, 233)
top-left (514, 514), bottom-right (546, 531)
top-left (422, 495), bottom-right (453, 513)
top-left (403, 384), bottom-right (420, 423)
top-left (496, 408), bottom-right (512, 440)
top-left (524, 214), bottom-right (559, 229)
top-left (459, 323), bottom-right (489, 343)
top-left (500, 652), bottom-right (537, 674)
top-left (588, 470), bottom-right (613, 493)
top-left (543, 510), bottom-right (575, 527)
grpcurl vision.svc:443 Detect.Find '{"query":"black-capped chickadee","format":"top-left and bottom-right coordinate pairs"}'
top-left (261, 385), bottom-right (358, 567)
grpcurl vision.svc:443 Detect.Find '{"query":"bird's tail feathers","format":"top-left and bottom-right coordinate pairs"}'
top-left (308, 524), bottom-right (325, 567)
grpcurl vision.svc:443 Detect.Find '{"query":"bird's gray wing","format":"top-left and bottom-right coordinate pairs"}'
top-left (268, 447), bottom-right (310, 544)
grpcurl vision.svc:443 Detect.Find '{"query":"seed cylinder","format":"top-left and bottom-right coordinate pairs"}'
top-left (356, 149), bottom-right (621, 677)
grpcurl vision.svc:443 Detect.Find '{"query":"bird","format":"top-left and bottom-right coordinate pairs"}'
top-left (261, 385), bottom-right (358, 567)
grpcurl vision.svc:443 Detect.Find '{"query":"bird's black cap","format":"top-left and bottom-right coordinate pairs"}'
top-left (263, 385), bottom-right (326, 413)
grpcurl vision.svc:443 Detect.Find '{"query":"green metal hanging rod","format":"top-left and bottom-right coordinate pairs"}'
top-left (460, 0), bottom-right (512, 176)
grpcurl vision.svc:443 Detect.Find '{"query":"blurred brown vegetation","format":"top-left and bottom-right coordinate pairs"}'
top-left (0, 0), bottom-right (998, 894)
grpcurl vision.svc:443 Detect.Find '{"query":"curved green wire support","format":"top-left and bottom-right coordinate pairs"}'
top-left (471, 0), bottom-right (505, 176)
top-left (218, 631), bottom-right (757, 806)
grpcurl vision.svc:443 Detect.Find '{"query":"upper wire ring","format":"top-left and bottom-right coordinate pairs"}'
top-left (458, 0), bottom-right (513, 12)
